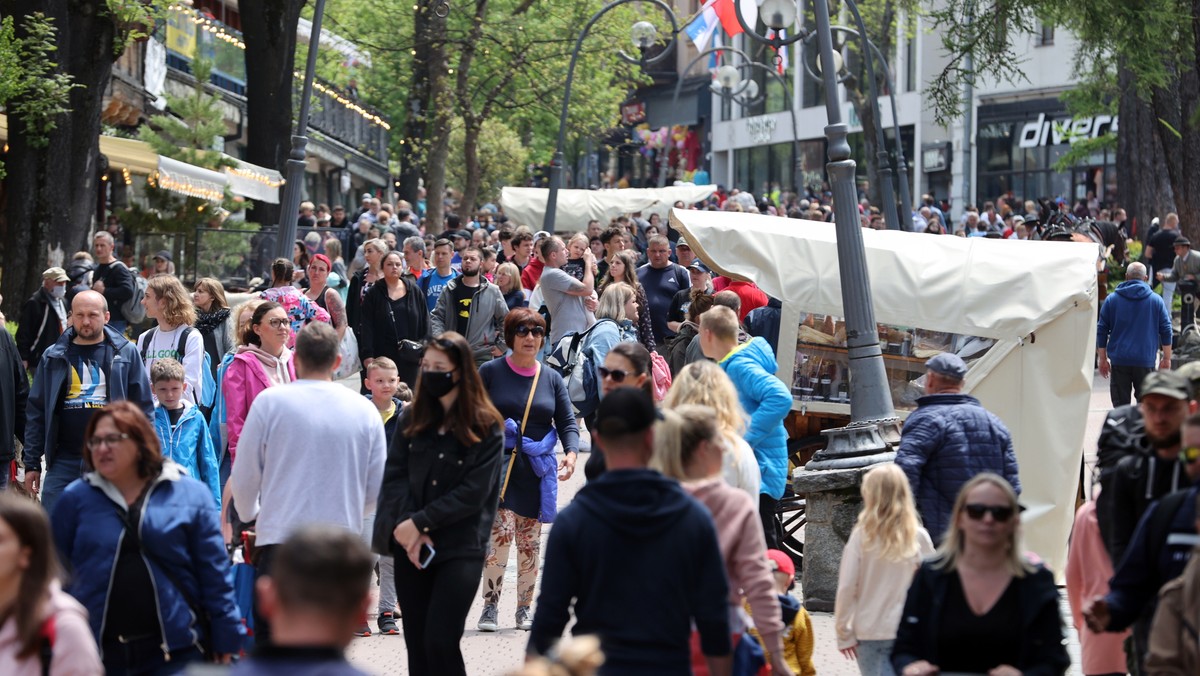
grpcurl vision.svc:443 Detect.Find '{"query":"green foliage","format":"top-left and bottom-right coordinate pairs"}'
top-left (108, 0), bottom-right (170, 56)
top-left (196, 222), bottom-right (261, 282)
top-left (447, 118), bottom-right (530, 202)
top-left (0, 13), bottom-right (76, 163)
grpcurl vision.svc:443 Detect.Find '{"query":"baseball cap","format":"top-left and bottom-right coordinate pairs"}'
top-left (361, 192), bottom-right (373, 201)
top-left (42, 267), bottom-right (69, 282)
top-left (1176, 362), bottom-right (1200, 393)
top-left (766, 549), bottom-right (795, 579)
top-left (676, 237), bottom-right (690, 248)
top-left (593, 388), bottom-right (658, 438)
top-left (925, 352), bottom-right (967, 380)
top-left (154, 250), bottom-right (172, 262)
top-left (451, 230), bottom-right (471, 240)
top-left (1141, 370), bottom-right (1192, 401)
top-left (687, 260), bottom-right (711, 274)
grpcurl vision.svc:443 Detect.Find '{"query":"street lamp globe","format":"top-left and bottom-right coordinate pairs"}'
top-left (631, 21), bottom-right (658, 50)
top-left (744, 79), bottom-right (760, 100)
top-left (815, 48), bottom-right (844, 75)
top-left (716, 64), bottom-right (741, 90)
top-left (760, 0), bottom-right (798, 30)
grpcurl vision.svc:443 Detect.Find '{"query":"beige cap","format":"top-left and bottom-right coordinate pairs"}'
top-left (42, 267), bottom-right (69, 282)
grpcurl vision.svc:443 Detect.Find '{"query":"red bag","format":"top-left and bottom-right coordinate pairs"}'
top-left (650, 350), bottom-right (672, 401)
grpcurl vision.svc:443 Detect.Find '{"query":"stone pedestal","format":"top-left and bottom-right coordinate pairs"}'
top-left (791, 466), bottom-right (868, 611)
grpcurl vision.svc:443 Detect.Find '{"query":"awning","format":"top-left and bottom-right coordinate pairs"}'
top-left (0, 114), bottom-right (159, 175)
top-left (221, 155), bottom-right (284, 204)
top-left (156, 155), bottom-right (228, 202)
top-left (500, 185), bottom-right (717, 231)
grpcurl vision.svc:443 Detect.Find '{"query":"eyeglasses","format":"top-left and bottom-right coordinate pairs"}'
top-left (964, 503), bottom-right (1015, 522)
top-left (515, 325), bottom-right (545, 337)
top-left (87, 433), bottom-right (130, 449)
top-left (262, 318), bottom-right (289, 329)
top-left (1182, 446), bottom-right (1200, 464)
top-left (598, 366), bottom-right (629, 382)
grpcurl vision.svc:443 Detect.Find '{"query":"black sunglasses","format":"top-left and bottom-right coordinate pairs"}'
top-left (515, 325), bottom-right (545, 337)
top-left (964, 504), bottom-right (1015, 522)
top-left (597, 366), bottom-right (628, 382)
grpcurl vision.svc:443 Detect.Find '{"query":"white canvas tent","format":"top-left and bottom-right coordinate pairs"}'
top-left (501, 185), bottom-right (716, 231)
top-left (670, 208), bottom-right (1099, 574)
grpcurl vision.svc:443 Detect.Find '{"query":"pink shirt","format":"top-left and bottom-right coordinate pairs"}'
top-left (1066, 499), bottom-right (1129, 675)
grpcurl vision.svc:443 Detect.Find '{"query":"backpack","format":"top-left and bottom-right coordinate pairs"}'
top-left (545, 319), bottom-right (612, 417)
top-left (649, 350), bottom-right (672, 401)
top-left (141, 327), bottom-right (217, 408)
top-left (116, 262), bottom-right (147, 324)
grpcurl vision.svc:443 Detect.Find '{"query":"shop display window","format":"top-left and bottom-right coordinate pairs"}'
top-left (791, 313), bottom-right (996, 410)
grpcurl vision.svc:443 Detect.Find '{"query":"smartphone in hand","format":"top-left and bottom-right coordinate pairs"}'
top-left (418, 543), bottom-right (436, 569)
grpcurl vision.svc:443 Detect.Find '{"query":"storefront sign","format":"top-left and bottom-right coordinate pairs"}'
top-left (621, 101), bottom-right (646, 126)
top-left (746, 117), bottom-right (777, 144)
top-left (1017, 113), bottom-right (1118, 148)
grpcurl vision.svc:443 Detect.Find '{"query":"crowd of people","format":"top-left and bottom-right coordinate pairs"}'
top-left (1, 187), bottom-right (1198, 676)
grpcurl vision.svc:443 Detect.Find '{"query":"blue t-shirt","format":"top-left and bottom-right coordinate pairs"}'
top-left (421, 269), bottom-right (459, 312)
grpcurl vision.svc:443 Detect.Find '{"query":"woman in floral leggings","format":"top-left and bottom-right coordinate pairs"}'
top-left (477, 308), bottom-right (580, 631)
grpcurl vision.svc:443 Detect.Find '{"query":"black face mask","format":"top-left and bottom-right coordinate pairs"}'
top-left (421, 370), bottom-right (457, 399)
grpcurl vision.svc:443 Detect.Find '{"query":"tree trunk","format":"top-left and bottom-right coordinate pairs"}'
top-left (241, 0), bottom-right (304, 228)
top-left (458, 119), bottom-right (483, 223)
top-left (1151, 56), bottom-right (1200, 243)
top-left (397, 1), bottom-right (432, 207)
top-left (1, 0), bottom-right (117, 320)
top-left (1116, 61), bottom-right (1174, 240)
top-left (422, 3), bottom-right (451, 235)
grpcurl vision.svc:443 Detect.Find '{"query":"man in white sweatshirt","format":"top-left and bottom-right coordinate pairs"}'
top-left (230, 321), bottom-right (387, 645)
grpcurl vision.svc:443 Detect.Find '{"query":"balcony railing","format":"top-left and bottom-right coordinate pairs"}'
top-left (306, 79), bottom-right (390, 164)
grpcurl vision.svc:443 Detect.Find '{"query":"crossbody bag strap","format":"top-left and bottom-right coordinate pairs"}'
top-left (500, 363), bottom-right (541, 500)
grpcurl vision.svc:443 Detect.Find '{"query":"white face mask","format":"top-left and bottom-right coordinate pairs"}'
top-left (50, 285), bottom-right (66, 300)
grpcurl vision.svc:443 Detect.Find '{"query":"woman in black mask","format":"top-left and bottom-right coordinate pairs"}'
top-left (373, 331), bottom-right (504, 676)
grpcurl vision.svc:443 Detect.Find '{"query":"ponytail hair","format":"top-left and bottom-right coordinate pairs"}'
top-left (271, 258), bottom-right (295, 286)
top-left (651, 404), bottom-right (721, 481)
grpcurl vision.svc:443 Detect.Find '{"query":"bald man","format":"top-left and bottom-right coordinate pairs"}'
top-left (23, 290), bottom-right (153, 513)
top-left (1097, 262), bottom-right (1174, 407)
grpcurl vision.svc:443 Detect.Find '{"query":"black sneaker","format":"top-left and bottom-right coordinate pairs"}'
top-left (377, 611), bottom-right (400, 635)
top-left (354, 622), bottom-right (372, 637)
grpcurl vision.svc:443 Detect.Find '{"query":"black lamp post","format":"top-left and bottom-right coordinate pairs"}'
top-left (276, 0), bottom-right (327, 260)
top-left (542, 0), bottom-right (679, 232)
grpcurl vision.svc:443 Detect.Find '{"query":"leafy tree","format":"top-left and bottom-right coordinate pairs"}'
top-left (446, 117), bottom-right (530, 206)
top-left (0, 12), bottom-right (74, 178)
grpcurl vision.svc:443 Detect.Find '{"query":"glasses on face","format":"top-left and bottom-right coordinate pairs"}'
top-left (1182, 446), bottom-right (1200, 463)
top-left (964, 503), bottom-right (1015, 522)
top-left (262, 318), bottom-right (289, 329)
top-left (87, 433), bottom-right (130, 449)
top-left (597, 366), bottom-right (629, 382)
top-left (515, 325), bottom-right (545, 337)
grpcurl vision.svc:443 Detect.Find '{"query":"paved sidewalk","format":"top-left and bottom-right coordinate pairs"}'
top-left (346, 374), bottom-right (1111, 675)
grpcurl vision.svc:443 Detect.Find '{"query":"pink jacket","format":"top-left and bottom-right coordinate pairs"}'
top-left (223, 349), bottom-right (295, 462)
top-left (685, 478), bottom-right (784, 656)
top-left (0, 584), bottom-right (102, 676)
top-left (1066, 499), bottom-right (1129, 675)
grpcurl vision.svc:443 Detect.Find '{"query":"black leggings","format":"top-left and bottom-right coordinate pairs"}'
top-left (758, 494), bottom-right (782, 550)
top-left (393, 554), bottom-right (485, 676)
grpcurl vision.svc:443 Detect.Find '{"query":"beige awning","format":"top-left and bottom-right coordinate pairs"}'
top-left (221, 155), bottom-right (284, 204)
top-left (0, 114), bottom-right (159, 175)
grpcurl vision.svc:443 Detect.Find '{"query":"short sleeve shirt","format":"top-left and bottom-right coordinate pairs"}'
top-left (540, 267), bottom-right (589, 345)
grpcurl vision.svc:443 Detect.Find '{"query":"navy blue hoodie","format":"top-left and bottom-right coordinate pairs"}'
top-left (1097, 280), bottom-right (1172, 368)
top-left (528, 468), bottom-right (731, 675)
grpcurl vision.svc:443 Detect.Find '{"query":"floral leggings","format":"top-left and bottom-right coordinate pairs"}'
top-left (482, 508), bottom-right (542, 608)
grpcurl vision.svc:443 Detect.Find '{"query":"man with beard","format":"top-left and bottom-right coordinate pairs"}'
top-left (1097, 370), bottom-right (1196, 564)
top-left (430, 247), bottom-right (508, 366)
top-left (22, 291), bottom-right (154, 512)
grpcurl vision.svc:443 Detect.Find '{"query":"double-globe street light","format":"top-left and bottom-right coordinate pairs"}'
top-left (542, 0), bottom-right (679, 232)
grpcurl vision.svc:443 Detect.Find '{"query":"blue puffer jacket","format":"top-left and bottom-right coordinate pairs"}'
top-left (153, 401), bottom-right (221, 506)
top-left (895, 393), bottom-right (1022, 542)
top-left (52, 463), bottom-right (244, 659)
top-left (719, 337), bottom-right (791, 499)
top-left (24, 325), bottom-right (154, 473)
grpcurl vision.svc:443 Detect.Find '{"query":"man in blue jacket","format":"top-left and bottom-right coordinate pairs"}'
top-left (700, 304), bottom-right (792, 549)
top-left (895, 352), bottom-right (1021, 545)
top-left (1098, 261), bottom-right (1173, 407)
top-left (23, 290), bottom-right (154, 512)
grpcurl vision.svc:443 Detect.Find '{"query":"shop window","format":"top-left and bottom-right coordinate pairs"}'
top-left (1037, 23), bottom-right (1054, 46)
top-left (904, 36), bottom-right (917, 92)
top-left (792, 314), bottom-right (995, 411)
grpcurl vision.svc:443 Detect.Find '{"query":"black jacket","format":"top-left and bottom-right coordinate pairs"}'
top-left (893, 562), bottom-right (1069, 676)
top-left (372, 408), bottom-right (503, 562)
top-left (0, 328), bottom-right (28, 484)
top-left (356, 277), bottom-right (429, 385)
top-left (1099, 451), bottom-right (1187, 565)
top-left (15, 288), bottom-right (64, 367)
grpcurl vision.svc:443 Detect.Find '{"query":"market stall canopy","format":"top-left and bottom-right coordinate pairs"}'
top-left (670, 207), bottom-right (1099, 577)
top-left (0, 115), bottom-right (159, 175)
top-left (501, 185), bottom-right (716, 230)
top-left (221, 155), bottom-right (284, 204)
top-left (156, 155), bottom-right (228, 202)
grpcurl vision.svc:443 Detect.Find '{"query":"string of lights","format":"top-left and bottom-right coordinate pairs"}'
top-left (297, 72), bottom-right (393, 131)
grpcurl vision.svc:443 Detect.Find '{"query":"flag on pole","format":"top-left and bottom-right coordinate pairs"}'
top-left (714, 0), bottom-right (757, 38)
top-left (768, 29), bottom-right (790, 74)
top-left (686, 0), bottom-right (720, 52)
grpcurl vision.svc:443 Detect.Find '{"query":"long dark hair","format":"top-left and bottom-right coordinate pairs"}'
top-left (405, 332), bottom-right (503, 446)
top-left (609, 341), bottom-right (654, 399)
top-left (0, 493), bottom-right (63, 658)
top-left (82, 401), bottom-right (165, 480)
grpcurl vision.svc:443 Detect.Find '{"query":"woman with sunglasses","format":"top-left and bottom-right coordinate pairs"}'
top-left (373, 332), bottom-right (504, 676)
top-left (52, 402), bottom-right (243, 673)
top-left (892, 474), bottom-right (1069, 676)
top-left (358, 250), bottom-right (429, 388)
top-left (477, 308), bottom-right (579, 632)
top-left (583, 341), bottom-right (654, 482)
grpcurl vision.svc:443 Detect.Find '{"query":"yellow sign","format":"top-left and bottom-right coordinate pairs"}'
top-left (166, 8), bottom-right (196, 58)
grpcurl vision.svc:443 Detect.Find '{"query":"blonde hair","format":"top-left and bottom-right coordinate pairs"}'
top-left (662, 360), bottom-right (746, 435)
top-left (148, 274), bottom-right (197, 327)
top-left (567, 232), bottom-right (589, 252)
top-left (324, 239), bottom-right (342, 261)
top-left (856, 464), bottom-right (923, 562)
top-left (150, 357), bottom-right (186, 384)
top-left (934, 472), bottom-right (1033, 577)
top-left (366, 356), bottom-right (398, 375)
top-left (699, 304), bottom-right (739, 342)
top-left (508, 635), bottom-right (603, 676)
top-left (495, 262), bottom-right (521, 294)
top-left (231, 298), bottom-right (266, 348)
top-left (596, 282), bottom-right (635, 322)
top-left (651, 405), bottom-right (721, 481)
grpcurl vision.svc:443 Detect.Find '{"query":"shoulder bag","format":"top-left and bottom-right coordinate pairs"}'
top-left (383, 283), bottom-right (425, 364)
top-left (500, 363), bottom-right (540, 501)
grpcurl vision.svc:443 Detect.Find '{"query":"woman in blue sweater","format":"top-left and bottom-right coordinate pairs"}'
top-left (477, 308), bottom-right (580, 633)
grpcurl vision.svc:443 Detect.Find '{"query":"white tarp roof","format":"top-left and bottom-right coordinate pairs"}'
top-left (670, 208), bottom-right (1099, 575)
top-left (222, 156), bottom-right (284, 204)
top-left (501, 185), bottom-right (716, 231)
top-left (156, 155), bottom-right (229, 203)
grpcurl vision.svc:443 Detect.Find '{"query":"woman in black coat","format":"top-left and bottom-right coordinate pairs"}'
top-left (357, 250), bottom-right (429, 387)
top-left (373, 331), bottom-right (504, 676)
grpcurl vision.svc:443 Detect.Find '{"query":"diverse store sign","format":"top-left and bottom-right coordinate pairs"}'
top-left (746, 116), bottom-right (777, 144)
top-left (1017, 112), bottom-right (1118, 148)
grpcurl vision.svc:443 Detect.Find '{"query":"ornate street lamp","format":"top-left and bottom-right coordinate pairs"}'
top-left (542, 0), bottom-right (679, 232)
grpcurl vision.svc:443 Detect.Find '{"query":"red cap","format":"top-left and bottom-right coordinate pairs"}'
top-left (766, 549), bottom-right (795, 578)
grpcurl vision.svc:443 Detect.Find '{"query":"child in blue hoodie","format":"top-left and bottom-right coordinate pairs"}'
top-left (151, 358), bottom-right (220, 506)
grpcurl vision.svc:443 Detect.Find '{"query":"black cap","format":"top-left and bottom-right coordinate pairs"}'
top-left (594, 388), bottom-right (657, 438)
top-left (1176, 236), bottom-right (1191, 247)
